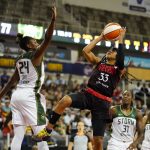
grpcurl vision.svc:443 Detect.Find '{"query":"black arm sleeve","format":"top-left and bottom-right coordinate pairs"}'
top-left (70, 134), bottom-right (76, 142)
top-left (115, 44), bottom-right (124, 70)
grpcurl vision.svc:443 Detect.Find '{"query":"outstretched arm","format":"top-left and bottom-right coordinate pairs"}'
top-left (82, 34), bottom-right (104, 65)
top-left (33, 6), bottom-right (56, 65)
top-left (0, 68), bottom-right (19, 100)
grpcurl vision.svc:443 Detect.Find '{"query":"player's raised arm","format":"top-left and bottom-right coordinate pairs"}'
top-left (82, 33), bottom-right (104, 65)
top-left (33, 6), bottom-right (56, 65)
top-left (0, 68), bottom-right (19, 100)
top-left (115, 27), bottom-right (126, 71)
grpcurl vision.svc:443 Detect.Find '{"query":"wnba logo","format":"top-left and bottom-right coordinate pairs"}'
top-left (137, 0), bottom-right (143, 4)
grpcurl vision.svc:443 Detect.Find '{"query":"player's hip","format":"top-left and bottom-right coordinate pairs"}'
top-left (11, 88), bottom-right (46, 110)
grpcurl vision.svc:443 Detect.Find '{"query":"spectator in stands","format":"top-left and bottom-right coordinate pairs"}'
top-left (64, 111), bottom-right (74, 126)
top-left (55, 73), bottom-right (66, 85)
top-left (45, 75), bottom-right (53, 88)
top-left (133, 82), bottom-right (141, 95)
top-left (82, 112), bottom-right (92, 128)
top-left (135, 99), bottom-right (144, 110)
top-left (1, 96), bottom-right (11, 118)
top-left (80, 77), bottom-right (88, 89)
top-left (141, 83), bottom-right (149, 96)
top-left (2, 112), bottom-right (13, 150)
top-left (69, 114), bottom-right (81, 135)
top-left (68, 121), bottom-right (93, 150)
top-left (0, 70), bottom-right (9, 88)
top-left (72, 80), bottom-right (78, 90)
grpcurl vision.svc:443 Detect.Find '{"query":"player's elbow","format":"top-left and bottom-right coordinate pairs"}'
top-left (82, 46), bottom-right (89, 54)
top-left (82, 48), bottom-right (86, 54)
top-left (82, 49), bottom-right (87, 60)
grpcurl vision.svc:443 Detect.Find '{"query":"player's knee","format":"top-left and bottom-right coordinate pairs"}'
top-left (58, 95), bottom-right (72, 107)
top-left (93, 136), bottom-right (104, 144)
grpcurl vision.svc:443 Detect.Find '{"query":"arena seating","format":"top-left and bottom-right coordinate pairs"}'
top-left (64, 4), bottom-right (150, 40)
top-left (1, 0), bottom-right (150, 41)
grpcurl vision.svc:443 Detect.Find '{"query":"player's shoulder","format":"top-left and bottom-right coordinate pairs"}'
top-left (23, 51), bottom-right (36, 59)
top-left (110, 105), bottom-right (119, 116)
top-left (16, 53), bottom-right (24, 62)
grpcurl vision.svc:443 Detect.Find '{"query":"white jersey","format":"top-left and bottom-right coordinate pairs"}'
top-left (11, 51), bottom-right (46, 126)
top-left (16, 51), bottom-right (45, 92)
top-left (141, 123), bottom-right (150, 149)
top-left (111, 105), bottom-right (137, 142)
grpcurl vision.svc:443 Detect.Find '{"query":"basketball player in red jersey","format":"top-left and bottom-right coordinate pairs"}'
top-left (33, 27), bottom-right (126, 150)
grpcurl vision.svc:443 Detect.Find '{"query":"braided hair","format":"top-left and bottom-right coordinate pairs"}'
top-left (120, 57), bottom-right (138, 84)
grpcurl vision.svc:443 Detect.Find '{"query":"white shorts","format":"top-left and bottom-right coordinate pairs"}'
top-left (11, 88), bottom-right (47, 126)
top-left (141, 141), bottom-right (150, 150)
top-left (107, 138), bottom-right (133, 150)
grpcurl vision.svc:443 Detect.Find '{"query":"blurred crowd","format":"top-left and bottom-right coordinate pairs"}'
top-left (0, 70), bottom-right (150, 149)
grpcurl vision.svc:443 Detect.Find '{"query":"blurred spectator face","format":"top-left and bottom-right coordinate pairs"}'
top-left (137, 82), bottom-right (140, 87)
top-left (5, 101), bottom-right (10, 107)
top-left (56, 73), bottom-right (60, 79)
top-left (3, 70), bottom-right (7, 75)
top-left (77, 121), bottom-right (85, 132)
top-left (135, 99), bottom-right (143, 109)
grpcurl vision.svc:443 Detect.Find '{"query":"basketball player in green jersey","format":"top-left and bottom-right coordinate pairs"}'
top-left (107, 90), bottom-right (143, 150)
top-left (141, 111), bottom-right (150, 150)
top-left (0, 5), bottom-right (56, 150)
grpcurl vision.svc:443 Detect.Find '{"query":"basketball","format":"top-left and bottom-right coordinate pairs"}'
top-left (103, 23), bottom-right (122, 41)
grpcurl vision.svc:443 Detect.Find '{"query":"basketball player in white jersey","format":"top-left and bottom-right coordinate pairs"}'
top-left (107, 90), bottom-right (143, 150)
top-left (141, 111), bottom-right (150, 150)
top-left (0, 5), bottom-right (56, 150)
